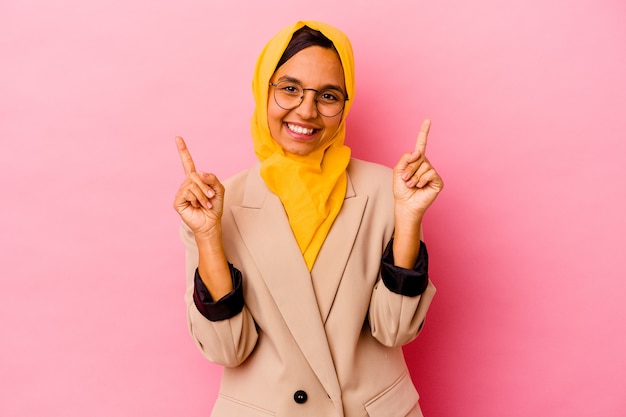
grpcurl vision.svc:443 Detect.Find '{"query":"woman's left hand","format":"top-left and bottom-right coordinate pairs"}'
top-left (393, 119), bottom-right (444, 219)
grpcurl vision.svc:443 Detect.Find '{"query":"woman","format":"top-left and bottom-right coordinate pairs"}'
top-left (173, 20), bottom-right (443, 417)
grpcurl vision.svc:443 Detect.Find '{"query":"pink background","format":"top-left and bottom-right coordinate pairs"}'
top-left (2, 0), bottom-right (625, 416)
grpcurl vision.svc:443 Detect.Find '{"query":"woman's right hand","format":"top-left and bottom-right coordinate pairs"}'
top-left (173, 136), bottom-right (225, 240)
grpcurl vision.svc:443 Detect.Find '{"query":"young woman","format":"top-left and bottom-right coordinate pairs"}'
top-left (173, 20), bottom-right (443, 417)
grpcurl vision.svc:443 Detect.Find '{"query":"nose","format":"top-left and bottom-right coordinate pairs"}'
top-left (295, 89), bottom-right (319, 119)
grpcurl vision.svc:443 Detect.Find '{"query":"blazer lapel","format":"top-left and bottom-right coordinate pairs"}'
top-left (311, 173), bottom-right (367, 323)
top-left (231, 163), bottom-right (342, 401)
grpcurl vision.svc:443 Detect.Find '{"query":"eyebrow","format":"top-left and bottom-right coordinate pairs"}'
top-left (275, 75), bottom-right (345, 93)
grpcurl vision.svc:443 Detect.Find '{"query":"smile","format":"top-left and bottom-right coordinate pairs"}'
top-left (287, 123), bottom-right (316, 135)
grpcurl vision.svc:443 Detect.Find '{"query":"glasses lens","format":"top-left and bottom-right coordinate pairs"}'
top-left (273, 81), bottom-right (303, 110)
top-left (316, 89), bottom-right (346, 117)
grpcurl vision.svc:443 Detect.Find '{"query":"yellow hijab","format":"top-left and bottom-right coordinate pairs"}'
top-left (251, 21), bottom-right (355, 270)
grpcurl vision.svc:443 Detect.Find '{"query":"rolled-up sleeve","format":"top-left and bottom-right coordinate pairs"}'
top-left (193, 263), bottom-right (245, 321)
top-left (380, 238), bottom-right (429, 296)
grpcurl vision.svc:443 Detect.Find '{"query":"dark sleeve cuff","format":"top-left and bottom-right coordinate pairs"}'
top-left (380, 238), bottom-right (429, 297)
top-left (193, 263), bottom-right (244, 322)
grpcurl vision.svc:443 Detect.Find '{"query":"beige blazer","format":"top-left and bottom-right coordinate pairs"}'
top-left (182, 158), bottom-right (436, 417)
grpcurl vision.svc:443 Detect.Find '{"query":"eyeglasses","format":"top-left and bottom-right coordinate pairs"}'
top-left (269, 80), bottom-right (348, 117)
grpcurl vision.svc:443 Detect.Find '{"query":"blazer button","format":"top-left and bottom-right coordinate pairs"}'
top-left (293, 390), bottom-right (308, 404)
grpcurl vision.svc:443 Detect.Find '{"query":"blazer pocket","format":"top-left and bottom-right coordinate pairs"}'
top-left (364, 372), bottom-right (419, 417)
top-left (212, 394), bottom-right (275, 417)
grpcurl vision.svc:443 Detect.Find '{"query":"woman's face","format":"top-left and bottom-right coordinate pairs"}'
top-left (267, 46), bottom-right (346, 156)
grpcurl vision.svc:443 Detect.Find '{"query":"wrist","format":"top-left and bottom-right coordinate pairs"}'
top-left (394, 201), bottom-right (424, 221)
top-left (394, 207), bottom-right (423, 236)
top-left (194, 224), bottom-right (223, 245)
top-left (194, 228), bottom-right (226, 259)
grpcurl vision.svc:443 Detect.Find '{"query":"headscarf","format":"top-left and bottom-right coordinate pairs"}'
top-left (251, 20), bottom-right (355, 271)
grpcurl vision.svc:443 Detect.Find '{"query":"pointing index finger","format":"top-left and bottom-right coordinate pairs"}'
top-left (175, 136), bottom-right (196, 175)
top-left (415, 119), bottom-right (431, 155)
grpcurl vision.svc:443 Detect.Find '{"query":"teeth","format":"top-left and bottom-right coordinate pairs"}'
top-left (287, 123), bottom-right (314, 135)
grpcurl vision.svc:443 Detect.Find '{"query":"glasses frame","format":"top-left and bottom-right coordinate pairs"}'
top-left (269, 81), bottom-right (349, 118)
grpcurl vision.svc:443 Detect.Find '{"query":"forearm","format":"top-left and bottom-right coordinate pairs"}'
top-left (195, 230), bottom-right (233, 300)
top-left (392, 207), bottom-right (424, 268)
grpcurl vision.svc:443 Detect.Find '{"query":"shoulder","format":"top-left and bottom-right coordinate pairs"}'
top-left (223, 170), bottom-right (246, 188)
top-left (222, 164), bottom-right (257, 205)
top-left (347, 158), bottom-right (392, 176)
top-left (347, 158), bottom-right (392, 190)
top-left (346, 159), bottom-right (394, 227)
top-left (223, 161), bottom-right (264, 189)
